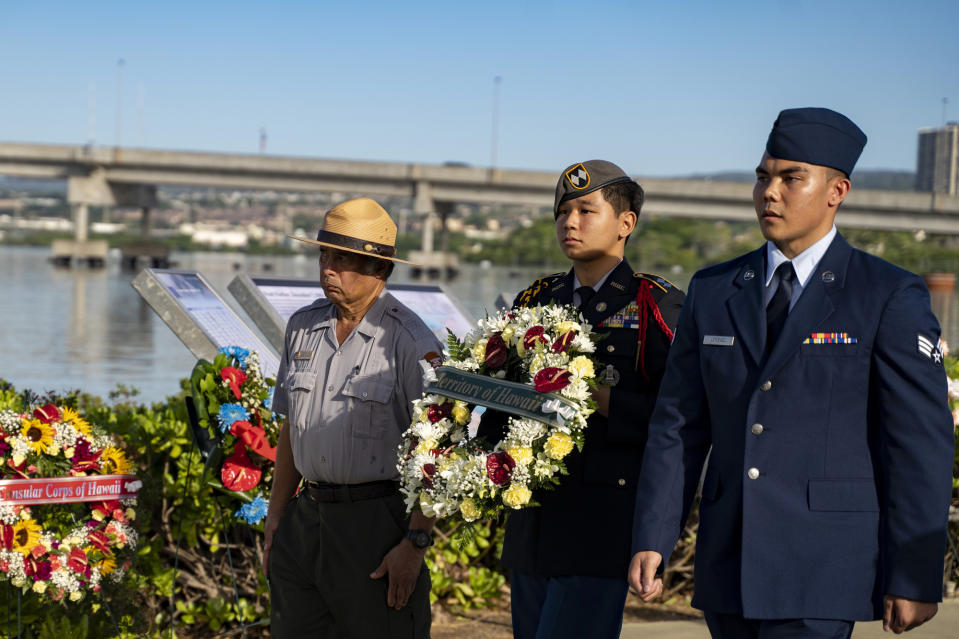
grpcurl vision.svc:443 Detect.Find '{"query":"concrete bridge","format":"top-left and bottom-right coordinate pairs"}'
top-left (1, 142), bottom-right (958, 262)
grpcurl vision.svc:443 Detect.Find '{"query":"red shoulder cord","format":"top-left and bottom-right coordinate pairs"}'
top-left (636, 282), bottom-right (674, 382)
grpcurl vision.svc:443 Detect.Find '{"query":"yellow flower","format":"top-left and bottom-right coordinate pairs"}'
top-left (459, 498), bottom-right (481, 522)
top-left (505, 446), bottom-right (534, 466)
top-left (544, 432), bottom-right (574, 460)
top-left (451, 403), bottom-right (471, 426)
top-left (32, 581), bottom-right (46, 594)
top-left (20, 419), bottom-right (55, 454)
top-left (125, 508), bottom-right (136, 521)
top-left (93, 555), bottom-right (117, 575)
top-left (414, 439), bottom-right (438, 456)
top-left (501, 326), bottom-right (515, 345)
top-left (100, 446), bottom-right (132, 474)
top-left (60, 407), bottom-right (92, 436)
top-left (502, 484), bottom-right (532, 508)
top-left (568, 356), bottom-right (595, 379)
top-left (419, 493), bottom-right (436, 517)
top-left (471, 339), bottom-right (488, 362)
top-left (69, 590), bottom-right (83, 602)
top-left (555, 321), bottom-right (578, 336)
top-left (11, 519), bottom-right (42, 556)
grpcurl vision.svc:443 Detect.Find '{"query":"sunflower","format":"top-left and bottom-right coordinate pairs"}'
top-left (100, 446), bottom-right (131, 474)
top-left (60, 407), bottom-right (92, 436)
top-left (11, 519), bottom-right (42, 555)
top-left (20, 419), bottom-right (55, 454)
top-left (92, 554), bottom-right (116, 575)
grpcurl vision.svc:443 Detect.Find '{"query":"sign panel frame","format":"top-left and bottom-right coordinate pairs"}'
top-left (228, 274), bottom-right (476, 352)
top-left (132, 268), bottom-right (280, 377)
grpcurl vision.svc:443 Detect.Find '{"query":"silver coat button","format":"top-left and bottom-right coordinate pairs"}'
top-left (617, 478), bottom-right (626, 486)
top-left (751, 423), bottom-right (764, 435)
top-left (327, 385), bottom-right (334, 392)
top-left (747, 467), bottom-right (760, 480)
top-left (607, 345), bottom-right (615, 353)
top-left (760, 380), bottom-right (772, 391)
top-left (362, 391), bottom-right (368, 398)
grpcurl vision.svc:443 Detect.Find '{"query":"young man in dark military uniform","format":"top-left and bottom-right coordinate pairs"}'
top-left (478, 160), bottom-right (685, 639)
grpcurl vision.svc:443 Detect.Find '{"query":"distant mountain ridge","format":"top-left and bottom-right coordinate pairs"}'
top-left (682, 169), bottom-right (917, 191)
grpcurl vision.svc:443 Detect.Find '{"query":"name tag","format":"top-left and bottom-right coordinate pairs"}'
top-left (703, 335), bottom-right (735, 346)
top-left (294, 350), bottom-right (313, 361)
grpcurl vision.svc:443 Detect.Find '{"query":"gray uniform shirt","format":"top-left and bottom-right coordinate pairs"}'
top-left (273, 291), bottom-right (442, 484)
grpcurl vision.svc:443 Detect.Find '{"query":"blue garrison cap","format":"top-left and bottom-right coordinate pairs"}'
top-left (765, 107), bottom-right (867, 176)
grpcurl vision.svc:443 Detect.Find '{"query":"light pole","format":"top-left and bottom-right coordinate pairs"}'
top-left (490, 75), bottom-right (502, 170)
top-left (115, 58), bottom-right (125, 148)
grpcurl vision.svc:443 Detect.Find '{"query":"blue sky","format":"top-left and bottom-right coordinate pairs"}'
top-left (2, 1), bottom-right (957, 176)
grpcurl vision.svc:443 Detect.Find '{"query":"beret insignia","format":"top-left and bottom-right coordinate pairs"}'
top-left (565, 163), bottom-right (590, 190)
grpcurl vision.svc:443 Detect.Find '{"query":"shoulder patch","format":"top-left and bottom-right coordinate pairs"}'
top-left (634, 272), bottom-right (676, 293)
top-left (516, 273), bottom-right (564, 308)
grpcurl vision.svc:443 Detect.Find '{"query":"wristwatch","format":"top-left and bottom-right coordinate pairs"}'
top-left (405, 529), bottom-right (433, 549)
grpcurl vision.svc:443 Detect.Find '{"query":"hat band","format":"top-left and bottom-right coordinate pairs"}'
top-left (318, 230), bottom-right (396, 258)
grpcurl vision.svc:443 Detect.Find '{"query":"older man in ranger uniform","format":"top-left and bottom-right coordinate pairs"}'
top-left (629, 108), bottom-right (955, 637)
top-left (479, 160), bottom-right (685, 639)
top-left (264, 198), bottom-right (442, 638)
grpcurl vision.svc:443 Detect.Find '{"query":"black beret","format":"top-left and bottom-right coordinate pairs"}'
top-left (765, 107), bottom-right (867, 177)
top-left (554, 159), bottom-right (637, 213)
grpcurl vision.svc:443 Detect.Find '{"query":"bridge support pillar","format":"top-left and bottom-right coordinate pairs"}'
top-left (59, 172), bottom-right (160, 268)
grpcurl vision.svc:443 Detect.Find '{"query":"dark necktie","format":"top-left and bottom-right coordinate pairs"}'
top-left (765, 262), bottom-right (796, 352)
top-left (576, 286), bottom-right (594, 311)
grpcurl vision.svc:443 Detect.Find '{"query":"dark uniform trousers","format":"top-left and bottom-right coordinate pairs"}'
top-left (478, 260), bottom-right (685, 639)
top-left (269, 491), bottom-right (431, 638)
top-left (704, 612), bottom-right (853, 639)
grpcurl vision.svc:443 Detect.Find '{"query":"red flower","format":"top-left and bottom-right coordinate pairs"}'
top-left (533, 368), bottom-right (572, 393)
top-left (88, 530), bottom-right (110, 552)
top-left (421, 463), bottom-right (437, 489)
top-left (523, 326), bottom-right (549, 351)
top-left (0, 525), bottom-right (12, 551)
top-left (67, 547), bottom-right (89, 575)
top-left (484, 333), bottom-right (508, 369)
top-left (551, 331), bottom-right (575, 353)
top-left (427, 402), bottom-right (452, 423)
top-left (32, 404), bottom-right (60, 424)
top-left (486, 451), bottom-right (515, 486)
top-left (24, 555), bottom-right (52, 581)
top-left (220, 449), bottom-right (262, 491)
top-left (220, 366), bottom-right (248, 400)
top-left (230, 421), bottom-right (277, 462)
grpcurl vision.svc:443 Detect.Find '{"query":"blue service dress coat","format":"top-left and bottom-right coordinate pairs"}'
top-left (632, 233), bottom-right (954, 621)
top-left (478, 260), bottom-right (685, 578)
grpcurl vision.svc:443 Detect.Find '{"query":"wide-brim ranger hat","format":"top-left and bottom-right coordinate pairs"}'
top-left (288, 197), bottom-right (416, 265)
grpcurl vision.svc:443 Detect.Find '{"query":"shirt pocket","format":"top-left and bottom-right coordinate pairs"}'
top-left (285, 370), bottom-right (316, 431)
top-left (343, 374), bottom-right (394, 439)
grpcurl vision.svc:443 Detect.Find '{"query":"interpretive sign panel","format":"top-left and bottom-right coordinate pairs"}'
top-left (132, 269), bottom-right (280, 377)
top-left (228, 275), bottom-right (475, 352)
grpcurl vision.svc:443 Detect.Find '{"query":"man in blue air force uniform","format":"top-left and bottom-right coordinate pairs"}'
top-left (628, 108), bottom-right (955, 637)
top-left (478, 160), bottom-right (685, 639)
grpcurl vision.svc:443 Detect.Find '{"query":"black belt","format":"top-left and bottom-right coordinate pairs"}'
top-left (303, 479), bottom-right (399, 503)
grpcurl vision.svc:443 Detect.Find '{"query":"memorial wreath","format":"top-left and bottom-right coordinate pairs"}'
top-left (0, 404), bottom-right (139, 603)
top-left (398, 304), bottom-right (599, 524)
top-left (189, 346), bottom-right (278, 525)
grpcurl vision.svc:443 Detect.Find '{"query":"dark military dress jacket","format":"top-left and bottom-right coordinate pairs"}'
top-left (478, 259), bottom-right (684, 578)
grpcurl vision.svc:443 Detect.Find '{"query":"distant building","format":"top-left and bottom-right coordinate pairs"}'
top-left (916, 122), bottom-right (959, 195)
